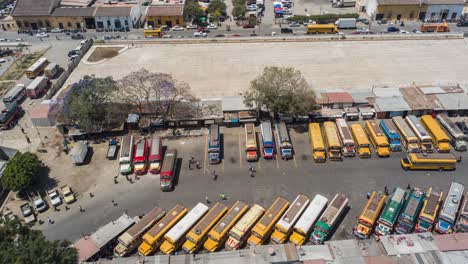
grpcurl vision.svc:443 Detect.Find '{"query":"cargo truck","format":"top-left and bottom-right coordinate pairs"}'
top-left (138, 204), bottom-right (187, 256)
top-left (149, 135), bottom-right (162, 174)
top-left (119, 135), bottom-right (134, 175)
top-left (271, 194), bottom-right (310, 244)
top-left (70, 141), bottom-right (88, 165)
top-left (395, 188), bottom-right (425, 234)
top-left (208, 124), bottom-right (221, 164)
top-left (334, 18), bottom-right (357, 28)
top-left (289, 194), bottom-right (328, 246)
top-left (20, 203), bottom-right (36, 225)
top-left (160, 149), bottom-right (177, 192)
top-left (310, 193), bottom-right (348, 244)
top-left (160, 203), bottom-right (209, 254)
top-left (275, 121), bottom-right (293, 160)
top-left (106, 139), bottom-right (118, 160)
top-left (114, 207), bottom-right (165, 257)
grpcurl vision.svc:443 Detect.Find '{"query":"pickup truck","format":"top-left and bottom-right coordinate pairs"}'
top-left (107, 139), bottom-right (118, 159)
top-left (20, 203), bottom-right (36, 224)
top-left (32, 195), bottom-right (47, 213)
top-left (61, 185), bottom-right (76, 204)
top-left (47, 189), bottom-right (62, 207)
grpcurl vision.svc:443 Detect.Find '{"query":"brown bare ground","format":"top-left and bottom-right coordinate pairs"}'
top-left (87, 47), bottom-right (122, 62)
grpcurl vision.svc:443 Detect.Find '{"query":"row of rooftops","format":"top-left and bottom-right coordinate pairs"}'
top-left (317, 83), bottom-right (468, 113)
top-left (11, 0), bottom-right (184, 17)
top-left (376, 0), bottom-right (465, 5)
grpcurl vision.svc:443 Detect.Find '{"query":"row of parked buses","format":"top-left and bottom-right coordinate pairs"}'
top-left (306, 114), bottom-right (464, 170)
top-left (353, 182), bottom-right (468, 240)
top-left (111, 193), bottom-right (348, 257)
top-left (118, 134), bottom-right (177, 191)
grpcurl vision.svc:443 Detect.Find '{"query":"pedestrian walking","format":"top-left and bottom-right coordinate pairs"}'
top-left (407, 183), bottom-right (411, 190)
top-left (220, 193), bottom-right (227, 200)
top-left (78, 205), bottom-right (84, 212)
top-left (384, 186), bottom-right (388, 195)
top-left (114, 177), bottom-right (118, 184)
top-left (196, 161), bottom-right (201, 169)
top-left (89, 192), bottom-right (94, 198)
top-left (249, 171), bottom-right (255, 177)
top-left (366, 192), bottom-right (371, 199)
top-left (65, 205), bottom-right (69, 211)
top-left (112, 200), bottom-right (117, 206)
top-left (205, 196), bottom-right (210, 204)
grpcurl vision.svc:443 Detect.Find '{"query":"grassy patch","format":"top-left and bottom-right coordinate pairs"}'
top-left (0, 81), bottom-right (15, 97)
top-left (0, 51), bottom-right (47, 81)
top-left (87, 47), bottom-right (122, 62)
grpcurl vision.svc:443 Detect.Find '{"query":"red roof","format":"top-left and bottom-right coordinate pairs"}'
top-left (73, 237), bottom-right (99, 262)
top-left (146, 5), bottom-right (184, 16)
top-left (434, 233), bottom-right (468, 251)
top-left (321, 92), bottom-right (354, 104)
top-left (29, 104), bottom-right (50, 119)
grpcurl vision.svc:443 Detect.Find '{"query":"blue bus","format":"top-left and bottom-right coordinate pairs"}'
top-left (260, 121), bottom-right (275, 159)
top-left (395, 188), bottom-right (425, 234)
top-left (379, 119), bottom-right (402, 152)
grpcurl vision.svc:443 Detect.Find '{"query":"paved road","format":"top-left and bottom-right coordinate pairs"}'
top-left (38, 126), bottom-right (468, 249)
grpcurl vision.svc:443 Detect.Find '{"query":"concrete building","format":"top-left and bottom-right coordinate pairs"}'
top-left (424, 0), bottom-right (465, 21)
top-left (94, 5), bottom-right (141, 30)
top-left (11, 0), bottom-right (61, 30)
top-left (50, 7), bottom-right (96, 29)
top-left (145, 5), bottom-right (184, 28)
top-left (318, 92), bottom-right (354, 109)
top-left (0, 15), bottom-right (18, 31)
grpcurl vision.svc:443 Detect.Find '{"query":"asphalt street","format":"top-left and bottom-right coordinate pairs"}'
top-left (38, 126), bottom-right (468, 250)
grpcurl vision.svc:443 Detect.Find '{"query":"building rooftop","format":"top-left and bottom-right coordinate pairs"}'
top-left (399, 87), bottom-right (435, 110)
top-left (348, 91), bottom-right (372, 105)
top-left (90, 214), bottom-right (134, 248)
top-left (151, 0), bottom-right (185, 5)
top-left (435, 93), bottom-right (468, 110)
top-left (418, 85), bottom-right (446, 95)
top-left (60, 0), bottom-right (94, 7)
top-left (11, 0), bottom-right (59, 16)
top-left (95, 6), bottom-right (132, 16)
top-left (222, 96), bottom-right (255, 112)
top-left (372, 87), bottom-right (402, 97)
top-left (374, 96), bottom-right (411, 112)
top-left (0, 146), bottom-right (18, 161)
top-left (321, 92), bottom-right (354, 104)
top-left (51, 7), bottom-right (96, 16)
top-left (146, 5), bottom-right (184, 16)
top-left (377, 0), bottom-right (422, 5)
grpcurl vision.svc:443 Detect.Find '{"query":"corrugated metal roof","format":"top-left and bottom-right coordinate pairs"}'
top-left (51, 7), bottom-right (96, 16)
top-left (435, 93), bottom-right (468, 110)
top-left (146, 5), bottom-right (184, 16)
top-left (11, 0), bottom-right (58, 16)
top-left (434, 233), bottom-right (468, 251)
top-left (349, 91), bottom-right (372, 104)
top-left (90, 214), bottom-right (134, 248)
top-left (372, 87), bottom-right (402, 98)
top-left (222, 96), bottom-right (254, 112)
top-left (399, 87), bottom-right (434, 110)
top-left (374, 97), bottom-right (411, 112)
top-left (95, 6), bottom-right (132, 16)
top-left (322, 92), bottom-right (354, 104)
top-left (29, 104), bottom-right (50, 119)
top-left (73, 237), bottom-right (100, 262)
top-left (377, 0), bottom-right (420, 5)
top-left (418, 86), bottom-right (446, 95)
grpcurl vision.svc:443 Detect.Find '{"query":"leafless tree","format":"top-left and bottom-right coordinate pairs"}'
top-left (117, 69), bottom-right (198, 119)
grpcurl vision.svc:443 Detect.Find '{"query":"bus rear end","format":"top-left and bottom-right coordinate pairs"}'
top-left (160, 149), bottom-right (177, 191)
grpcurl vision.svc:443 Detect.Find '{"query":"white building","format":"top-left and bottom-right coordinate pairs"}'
top-left (424, 0), bottom-right (465, 21)
top-left (94, 5), bottom-right (141, 30)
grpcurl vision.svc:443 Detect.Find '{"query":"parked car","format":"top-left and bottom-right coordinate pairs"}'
top-left (357, 18), bottom-right (369, 25)
top-left (61, 185), bottom-right (76, 204)
top-left (400, 30), bottom-right (409, 34)
top-left (47, 189), bottom-right (62, 207)
top-left (214, 34), bottom-right (226, 37)
top-left (207, 24), bottom-right (218, 29)
top-left (50, 28), bottom-right (63, 33)
top-left (36, 32), bottom-right (49, 38)
top-left (186, 24), bottom-right (198, 30)
top-left (281, 28), bottom-right (293, 34)
top-left (162, 34), bottom-right (173, 38)
top-left (456, 121), bottom-right (468, 136)
top-left (247, 4), bottom-right (257, 11)
top-left (0, 58), bottom-right (6, 63)
top-left (232, 34), bottom-right (241, 37)
top-left (20, 203), bottom-right (36, 224)
top-left (457, 20), bottom-right (468, 27)
top-left (387, 26), bottom-right (400, 32)
top-left (289, 22), bottom-right (301, 27)
top-left (193, 31), bottom-right (207, 37)
top-left (377, 19), bottom-right (388, 24)
top-left (172, 26), bottom-right (184, 31)
top-left (32, 195), bottom-right (47, 213)
top-left (71, 33), bottom-right (84, 39)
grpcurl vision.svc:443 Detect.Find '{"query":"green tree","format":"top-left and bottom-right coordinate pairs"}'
top-left (184, 0), bottom-right (204, 24)
top-left (1, 152), bottom-right (39, 192)
top-left (62, 75), bottom-right (126, 132)
top-left (207, 0), bottom-right (226, 14)
top-left (0, 218), bottom-right (77, 263)
top-left (244, 66), bottom-right (316, 116)
top-left (232, 4), bottom-right (247, 19)
top-left (210, 10), bottom-right (222, 24)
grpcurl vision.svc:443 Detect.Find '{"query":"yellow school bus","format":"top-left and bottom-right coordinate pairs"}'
top-left (401, 153), bottom-right (457, 171)
top-left (225, 204), bottom-right (265, 250)
top-left (245, 123), bottom-right (259, 161)
top-left (271, 194), bottom-right (310, 244)
top-left (144, 28), bottom-right (162, 38)
top-left (138, 204), bottom-right (187, 256)
top-left (365, 120), bottom-right (390, 157)
top-left (350, 123), bottom-right (371, 158)
top-left (203, 201), bottom-right (249, 252)
top-left (415, 187), bottom-right (443, 233)
top-left (26, 57), bottom-right (49, 79)
top-left (420, 115), bottom-right (451, 153)
top-left (323, 121), bottom-right (342, 161)
top-left (182, 203), bottom-right (228, 253)
top-left (308, 123), bottom-right (326, 162)
top-left (247, 197), bottom-right (289, 246)
top-left (307, 24), bottom-right (338, 34)
top-left (353, 191), bottom-right (386, 239)
top-left (392, 116), bottom-right (420, 153)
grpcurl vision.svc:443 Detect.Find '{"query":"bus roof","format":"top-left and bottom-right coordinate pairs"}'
top-left (135, 138), bottom-right (146, 158)
top-left (294, 194), bottom-right (328, 234)
top-left (421, 115), bottom-right (449, 142)
top-left (336, 118), bottom-right (354, 145)
top-left (276, 194), bottom-right (310, 232)
top-left (360, 192), bottom-right (386, 222)
top-left (144, 204), bottom-right (186, 239)
top-left (422, 189), bottom-right (442, 216)
top-left (350, 123), bottom-right (370, 146)
top-left (319, 193), bottom-right (348, 226)
top-left (3, 84), bottom-right (25, 101)
top-left (149, 135), bottom-right (161, 158)
top-left (436, 114), bottom-right (465, 140)
top-left (187, 203), bottom-right (227, 240)
top-left (309, 123), bottom-right (325, 150)
top-left (209, 124), bottom-right (220, 148)
top-left (324, 121), bottom-right (341, 148)
top-left (120, 135), bottom-right (133, 159)
top-left (260, 121), bottom-right (273, 143)
top-left (409, 153), bottom-right (456, 161)
top-left (439, 182), bottom-right (464, 222)
top-left (460, 192), bottom-right (468, 217)
top-left (275, 121), bottom-right (291, 143)
top-left (380, 188), bottom-right (406, 224)
top-left (245, 123), bottom-right (257, 147)
top-left (160, 149), bottom-right (177, 172)
top-left (26, 57), bottom-right (48, 72)
top-left (165, 203), bottom-right (209, 243)
top-left (392, 116), bottom-right (418, 140)
top-left (229, 204), bottom-right (265, 239)
top-left (380, 119), bottom-right (400, 139)
top-left (119, 207), bottom-right (165, 244)
top-left (252, 197), bottom-right (289, 234)
top-left (366, 120), bottom-right (387, 139)
top-left (406, 115), bottom-right (431, 140)
top-left (210, 201), bottom-right (248, 237)
top-left (400, 189), bottom-right (425, 223)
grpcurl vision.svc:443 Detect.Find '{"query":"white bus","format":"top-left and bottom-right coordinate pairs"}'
top-left (335, 118), bottom-right (356, 157)
top-left (435, 182), bottom-right (464, 234)
top-left (436, 114), bottom-right (467, 151)
top-left (405, 115), bottom-right (433, 152)
top-left (271, 194), bottom-right (310, 244)
top-left (289, 194), bottom-right (328, 246)
top-left (159, 202), bottom-right (209, 254)
top-left (2, 84), bottom-right (25, 105)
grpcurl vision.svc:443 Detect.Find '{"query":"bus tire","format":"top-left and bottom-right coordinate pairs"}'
top-left (439, 167), bottom-right (444, 172)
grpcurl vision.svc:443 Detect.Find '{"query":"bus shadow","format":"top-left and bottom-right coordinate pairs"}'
top-left (173, 157), bottom-right (183, 188)
top-left (326, 205), bottom-right (351, 241)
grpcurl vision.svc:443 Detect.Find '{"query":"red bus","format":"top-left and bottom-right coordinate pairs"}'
top-left (133, 138), bottom-right (148, 175)
top-left (160, 149), bottom-right (177, 192)
top-left (149, 135), bottom-right (162, 174)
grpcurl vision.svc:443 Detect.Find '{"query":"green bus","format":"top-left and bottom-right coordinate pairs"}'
top-left (375, 187), bottom-right (407, 237)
